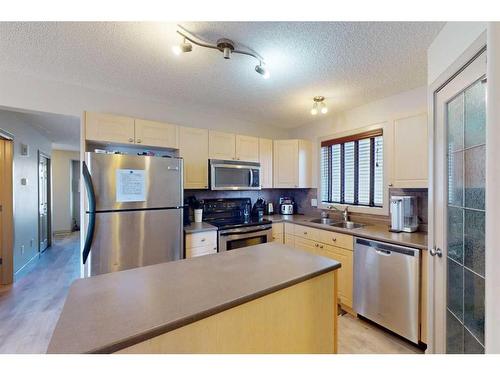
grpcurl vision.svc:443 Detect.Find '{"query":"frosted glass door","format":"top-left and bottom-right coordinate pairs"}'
top-left (446, 79), bottom-right (486, 354)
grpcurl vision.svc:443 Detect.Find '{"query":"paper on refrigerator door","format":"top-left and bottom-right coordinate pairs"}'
top-left (116, 169), bottom-right (146, 202)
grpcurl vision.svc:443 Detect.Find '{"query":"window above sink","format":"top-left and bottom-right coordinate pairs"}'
top-left (320, 129), bottom-right (384, 208)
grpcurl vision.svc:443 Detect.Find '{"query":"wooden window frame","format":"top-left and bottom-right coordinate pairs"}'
top-left (321, 129), bottom-right (383, 208)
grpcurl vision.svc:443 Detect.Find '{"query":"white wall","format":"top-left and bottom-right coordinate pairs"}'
top-left (0, 110), bottom-right (52, 273)
top-left (428, 22), bottom-right (487, 85)
top-left (52, 150), bottom-right (80, 234)
top-left (290, 86), bottom-right (427, 214)
top-left (486, 22), bottom-right (500, 354)
top-left (0, 71), bottom-right (289, 140)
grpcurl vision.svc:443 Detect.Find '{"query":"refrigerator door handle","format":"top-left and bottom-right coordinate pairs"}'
top-left (82, 161), bottom-right (96, 265)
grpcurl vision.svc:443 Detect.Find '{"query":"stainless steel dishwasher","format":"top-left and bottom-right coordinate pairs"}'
top-left (354, 237), bottom-right (420, 343)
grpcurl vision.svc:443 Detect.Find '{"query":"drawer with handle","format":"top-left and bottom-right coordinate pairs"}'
top-left (185, 231), bottom-right (217, 249)
top-left (319, 230), bottom-right (353, 250)
top-left (186, 244), bottom-right (217, 258)
top-left (293, 224), bottom-right (321, 241)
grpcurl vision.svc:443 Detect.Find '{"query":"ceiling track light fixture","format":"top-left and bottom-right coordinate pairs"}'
top-left (311, 96), bottom-right (328, 115)
top-left (172, 25), bottom-right (270, 79)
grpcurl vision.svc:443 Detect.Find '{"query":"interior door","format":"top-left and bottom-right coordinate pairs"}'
top-left (38, 154), bottom-right (50, 252)
top-left (433, 50), bottom-right (486, 353)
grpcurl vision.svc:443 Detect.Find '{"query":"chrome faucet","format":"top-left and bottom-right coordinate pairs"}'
top-left (326, 205), bottom-right (349, 222)
top-left (342, 207), bottom-right (349, 222)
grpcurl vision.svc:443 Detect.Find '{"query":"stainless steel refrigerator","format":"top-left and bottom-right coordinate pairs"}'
top-left (82, 152), bottom-right (183, 276)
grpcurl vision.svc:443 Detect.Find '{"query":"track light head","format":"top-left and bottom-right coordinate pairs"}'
top-left (255, 64), bottom-right (270, 79)
top-left (172, 38), bottom-right (192, 55)
top-left (217, 38), bottom-right (235, 59)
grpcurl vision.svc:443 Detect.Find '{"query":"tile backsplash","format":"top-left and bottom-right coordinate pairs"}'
top-left (185, 187), bottom-right (428, 232)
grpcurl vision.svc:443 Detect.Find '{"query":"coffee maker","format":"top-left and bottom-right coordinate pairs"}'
top-left (390, 196), bottom-right (418, 232)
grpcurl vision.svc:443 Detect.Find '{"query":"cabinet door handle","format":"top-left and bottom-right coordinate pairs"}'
top-left (332, 237), bottom-right (337, 242)
top-left (303, 232), bottom-right (308, 235)
top-left (314, 243), bottom-right (319, 247)
top-left (201, 238), bottom-right (206, 242)
top-left (137, 138), bottom-right (142, 143)
top-left (320, 245), bottom-right (324, 249)
top-left (128, 137), bottom-right (134, 143)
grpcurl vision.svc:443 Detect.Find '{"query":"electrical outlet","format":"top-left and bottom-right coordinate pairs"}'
top-left (311, 198), bottom-right (318, 207)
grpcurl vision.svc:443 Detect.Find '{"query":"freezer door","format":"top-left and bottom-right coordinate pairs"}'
top-left (86, 153), bottom-right (183, 211)
top-left (89, 208), bottom-right (183, 276)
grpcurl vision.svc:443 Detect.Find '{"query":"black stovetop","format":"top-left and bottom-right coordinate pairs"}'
top-left (201, 198), bottom-right (271, 230)
top-left (205, 217), bottom-right (272, 230)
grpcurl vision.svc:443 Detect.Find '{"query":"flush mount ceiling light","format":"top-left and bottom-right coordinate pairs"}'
top-left (172, 25), bottom-right (270, 79)
top-left (311, 96), bottom-right (328, 115)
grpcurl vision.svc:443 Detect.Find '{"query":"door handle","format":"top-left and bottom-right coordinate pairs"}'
top-left (430, 247), bottom-right (443, 258)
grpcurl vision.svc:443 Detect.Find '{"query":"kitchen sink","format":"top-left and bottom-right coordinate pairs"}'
top-left (309, 218), bottom-right (336, 225)
top-left (329, 221), bottom-right (365, 229)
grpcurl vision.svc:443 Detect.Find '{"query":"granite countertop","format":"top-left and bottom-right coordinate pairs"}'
top-left (184, 221), bottom-right (217, 234)
top-left (264, 214), bottom-right (428, 250)
top-left (47, 243), bottom-right (340, 354)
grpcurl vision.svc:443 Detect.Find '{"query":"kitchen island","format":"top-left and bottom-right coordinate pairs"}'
top-left (47, 243), bottom-right (340, 354)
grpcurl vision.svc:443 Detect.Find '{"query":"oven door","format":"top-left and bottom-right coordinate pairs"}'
top-left (218, 225), bottom-right (272, 252)
top-left (210, 160), bottom-right (261, 190)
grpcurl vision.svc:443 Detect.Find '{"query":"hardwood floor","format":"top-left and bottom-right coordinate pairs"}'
top-left (338, 313), bottom-right (424, 354)
top-left (0, 233), bottom-right (81, 354)
top-left (0, 233), bottom-right (423, 354)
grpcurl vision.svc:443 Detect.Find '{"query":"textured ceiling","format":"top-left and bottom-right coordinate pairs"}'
top-left (0, 22), bottom-right (444, 129)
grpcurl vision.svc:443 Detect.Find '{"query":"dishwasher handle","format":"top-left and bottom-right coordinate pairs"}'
top-left (355, 238), bottom-right (418, 257)
top-left (375, 249), bottom-right (391, 256)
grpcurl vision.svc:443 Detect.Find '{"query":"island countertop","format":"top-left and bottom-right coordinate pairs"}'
top-left (47, 243), bottom-right (340, 354)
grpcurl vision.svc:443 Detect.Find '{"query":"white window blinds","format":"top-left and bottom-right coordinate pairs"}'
top-left (320, 130), bottom-right (384, 208)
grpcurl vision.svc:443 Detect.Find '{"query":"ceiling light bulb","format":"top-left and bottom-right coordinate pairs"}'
top-left (255, 64), bottom-right (270, 79)
top-left (320, 102), bottom-right (328, 114)
top-left (172, 45), bottom-right (182, 56)
top-left (311, 102), bottom-right (318, 115)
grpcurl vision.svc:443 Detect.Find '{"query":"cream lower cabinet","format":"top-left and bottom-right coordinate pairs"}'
top-left (134, 119), bottom-right (178, 149)
top-left (179, 127), bottom-right (209, 189)
top-left (286, 223), bottom-right (354, 311)
top-left (185, 231), bottom-right (217, 258)
top-left (271, 223), bottom-right (284, 244)
top-left (318, 245), bottom-right (353, 309)
top-left (273, 139), bottom-right (312, 188)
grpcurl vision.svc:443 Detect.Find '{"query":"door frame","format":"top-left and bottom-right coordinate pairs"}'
top-left (0, 131), bottom-right (14, 285)
top-left (38, 150), bottom-right (52, 252)
top-left (427, 33), bottom-right (487, 354)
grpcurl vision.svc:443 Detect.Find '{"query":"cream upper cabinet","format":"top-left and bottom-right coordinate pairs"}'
top-left (392, 113), bottom-right (428, 188)
top-left (179, 127), bottom-right (209, 189)
top-left (134, 119), bottom-right (178, 149)
top-left (235, 135), bottom-right (259, 162)
top-left (273, 139), bottom-right (312, 188)
top-left (209, 131), bottom-right (236, 160)
top-left (259, 138), bottom-right (273, 188)
top-left (85, 112), bottom-right (135, 144)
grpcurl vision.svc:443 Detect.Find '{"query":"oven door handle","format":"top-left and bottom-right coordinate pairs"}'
top-left (219, 226), bottom-right (272, 236)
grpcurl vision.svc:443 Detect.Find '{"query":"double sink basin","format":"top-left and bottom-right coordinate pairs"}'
top-left (308, 218), bottom-right (365, 229)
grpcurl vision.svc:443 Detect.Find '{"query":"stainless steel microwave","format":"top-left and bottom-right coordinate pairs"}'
top-left (209, 159), bottom-right (261, 190)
